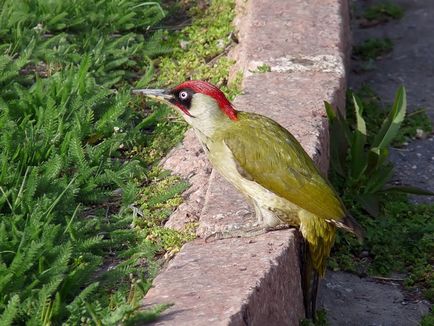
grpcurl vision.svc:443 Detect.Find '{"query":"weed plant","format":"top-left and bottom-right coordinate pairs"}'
top-left (363, 2), bottom-right (405, 22)
top-left (0, 1), bottom-right (172, 323)
top-left (353, 38), bottom-right (393, 60)
top-left (326, 87), bottom-right (434, 321)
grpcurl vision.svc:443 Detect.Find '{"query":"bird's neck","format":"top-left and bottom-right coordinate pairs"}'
top-left (185, 94), bottom-right (233, 139)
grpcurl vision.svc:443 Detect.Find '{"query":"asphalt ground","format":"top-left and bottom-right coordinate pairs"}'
top-left (351, 0), bottom-right (434, 200)
top-left (319, 0), bottom-right (433, 324)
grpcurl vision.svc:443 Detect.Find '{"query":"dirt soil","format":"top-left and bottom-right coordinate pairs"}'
top-left (318, 0), bottom-right (433, 324)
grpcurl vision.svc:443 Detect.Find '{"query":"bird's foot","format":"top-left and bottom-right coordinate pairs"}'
top-left (235, 208), bottom-right (251, 218)
top-left (204, 223), bottom-right (292, 243)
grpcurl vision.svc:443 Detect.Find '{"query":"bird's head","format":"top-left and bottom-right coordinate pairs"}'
top-left (133, 80), bottom-right (238, 136)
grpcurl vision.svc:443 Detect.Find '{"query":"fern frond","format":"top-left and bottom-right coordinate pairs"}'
top-left (0, 294), bottom-right (20, 326)
top-left (43, 154), bottom-right (63, 181)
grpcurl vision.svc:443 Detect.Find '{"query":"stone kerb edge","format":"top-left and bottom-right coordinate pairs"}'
top-left (141, 0), bottom-right (350, 324)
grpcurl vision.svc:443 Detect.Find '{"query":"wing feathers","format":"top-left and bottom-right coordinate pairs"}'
top-left (221, 112), bottom-right (345, 222)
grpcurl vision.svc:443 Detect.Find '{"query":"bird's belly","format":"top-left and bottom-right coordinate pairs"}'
top-left (207, 141), bottom-right (301, 226)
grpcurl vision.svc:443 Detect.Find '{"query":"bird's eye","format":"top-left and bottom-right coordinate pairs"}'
top-left (179, 91), bottom-right (189, 101)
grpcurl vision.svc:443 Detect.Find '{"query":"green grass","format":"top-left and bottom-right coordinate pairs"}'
top-left (300, 309), bottom-right (328, 326)
top-left (329, 195), bottom-right (434, 321)
top-left (353, 38), bottom-right (393, 60)
top-left (328, 86), bottom-right (434, 321)
top-left (153, 0), bottom-right (241, 93)
top-left (330, 194), bottom-right (434, 276)
top-left (251, 63), bottom-right (271, 73)
top-left (0, 0), bottom-right (238, 324)
top-left (422, 312), bottom-right (434, 326)
top-left (363, 2), bottom-right (405, 22)
top-left (135, 0), bottom-right (242, 163)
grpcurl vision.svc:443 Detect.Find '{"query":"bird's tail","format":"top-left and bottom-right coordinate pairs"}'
top-left (337, 213), bottom-right (364, 240)
top-left (298, 211), bottom-right (335, 320)
top-left (301, 240), bottom-right (320, 320)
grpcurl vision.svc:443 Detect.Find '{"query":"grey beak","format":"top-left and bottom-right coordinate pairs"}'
top-left (132, 88), bottom-right (173, 100)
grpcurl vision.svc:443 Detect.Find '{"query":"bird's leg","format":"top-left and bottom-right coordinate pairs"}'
top-left (252, 200), bottom-right (264, 225)
top-left (205, 202), bottom-right (290, 242)
top-left (205, 223), bottom-right (268, 242)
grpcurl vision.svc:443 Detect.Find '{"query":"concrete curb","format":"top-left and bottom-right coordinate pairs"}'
top-left (142, 0), bottom-right (350, 324)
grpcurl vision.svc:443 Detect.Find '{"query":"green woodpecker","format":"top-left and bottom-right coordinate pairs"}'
top-left (133, 80), bottom-right (362, 319)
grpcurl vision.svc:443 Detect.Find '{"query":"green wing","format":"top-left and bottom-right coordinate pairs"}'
top-left (221, 112), bottom-right (345, 221)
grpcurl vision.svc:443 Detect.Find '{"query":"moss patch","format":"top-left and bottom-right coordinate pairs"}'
top-left (353, 38), bottom-right (393, 60)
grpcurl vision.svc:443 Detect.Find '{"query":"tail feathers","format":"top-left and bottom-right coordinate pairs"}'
top-left (301, 241), bottom-right (320, 320)
top-left (334, 213), bottom-right (364, 241)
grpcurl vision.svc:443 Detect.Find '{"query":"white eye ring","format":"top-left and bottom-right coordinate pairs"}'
top-left (179, 91), bottom-right (189, 100)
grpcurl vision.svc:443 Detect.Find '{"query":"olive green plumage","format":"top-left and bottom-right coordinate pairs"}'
top-left (223, 113), bottom-right (344, 222)
top-left (208, 112), bottom-right (356, 276)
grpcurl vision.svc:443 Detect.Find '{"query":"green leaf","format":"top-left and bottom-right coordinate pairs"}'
top-left (366, 147), bottom-right (388, 177)
top-left (365, 164), bottom-right (394, 194)
top-left (135, 56), bottom-right (154, 88)
top-left (358, 194), bottom-right (380, 217)
top-left (76, 55), bottom-right (91, 94)
top-left (382, 185), bottom-right (434, 196)
top-left (350, 94), bottom-right (367, 179)
top-left (324, 101), bottom-right (336, 120)
top-left (372, 86), bottom-right (406, 150)
top-left (324, 101), bottom-right (351, 176)
top-left (0, 294), bottom-right (20, 326)
top-left (135, 107), bottom-right (167, 130)
top-left (123, 303), bottom-right (173, 326)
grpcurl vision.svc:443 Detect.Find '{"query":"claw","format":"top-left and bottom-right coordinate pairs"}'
top-left (204, 231), bottom-right (223, 243)
top-left (235, 209), bottom-right (251, 217)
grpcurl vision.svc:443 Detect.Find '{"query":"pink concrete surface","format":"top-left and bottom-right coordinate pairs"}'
top-left (231, 0), bottom-right (350, 74)
top-left (161, 130), bottom-right (212, 230)
top-left (143, 231), bottom-right (303, 326)
top-left (142, 0), bottom-right (350, 324)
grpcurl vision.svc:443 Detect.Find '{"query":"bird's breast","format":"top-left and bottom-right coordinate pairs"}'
top-left (206, 139), bottom-right (301, 223)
